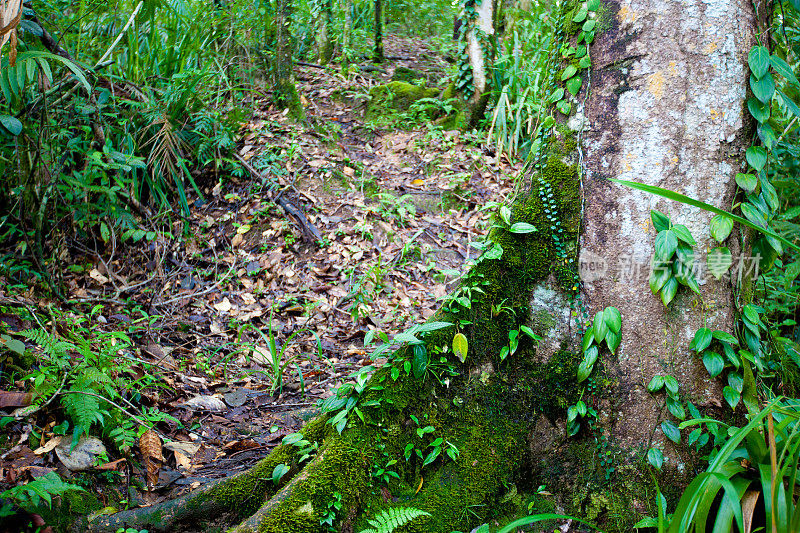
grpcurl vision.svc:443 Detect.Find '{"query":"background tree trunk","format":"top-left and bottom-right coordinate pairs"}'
top-left (463, 0), bottom-right (494, 126)
top-left (373, 0), bottom-right (384, 63)
top-left (274, 0), bottom-right (304, 118)
top-left (316, 0), bottom-right (334, 65)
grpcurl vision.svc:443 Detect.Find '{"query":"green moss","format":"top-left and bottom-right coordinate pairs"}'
top-left (392, 66), bottom-right (426, 84)
top-left (594, 2), bottom-right (613, 33)
top-left (365, 82), bottom-right (441, 119)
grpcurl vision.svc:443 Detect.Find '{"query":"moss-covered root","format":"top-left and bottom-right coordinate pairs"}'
top-left (229, 433), bottom-right (372, 533)
top-left (80, 444), bottom-right (297, 533)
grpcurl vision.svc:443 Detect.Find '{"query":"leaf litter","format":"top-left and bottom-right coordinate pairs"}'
top-left (0, 35), bottom-right (521, 507)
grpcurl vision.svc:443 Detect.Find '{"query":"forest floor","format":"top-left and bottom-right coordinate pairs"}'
top-left (0, 35), bottom-right (523, 520)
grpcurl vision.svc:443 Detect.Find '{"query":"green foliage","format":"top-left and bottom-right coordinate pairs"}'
top-left (1, 471), bottom-right (84, 512)
top-left (358, 506), bottom-right (431, 533)
top-left (12, 314), bottom-right (174, 452)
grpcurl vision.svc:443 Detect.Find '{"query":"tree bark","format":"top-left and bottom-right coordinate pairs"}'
top-left (84, 1), bottom-right (755, 531)
top-left (274, 0), bottom-right (304, 119)
top-left (316, 0), bottom-right (334, 65)
top-left (373, 0), bottom-right (384, 63)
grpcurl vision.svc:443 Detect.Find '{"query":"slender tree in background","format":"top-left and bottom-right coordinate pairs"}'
top-left (373, 0), bottom-right (384, 62)
top-left (316, 0), bottom-right (334, 64)
top-left (84, 0), bottom-right (759, 531)
top-left (274, 0), bottom-right (304, 118)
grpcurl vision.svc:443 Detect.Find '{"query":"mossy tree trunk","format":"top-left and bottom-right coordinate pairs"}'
top-left (341, 0), bottom-right (353, 68)
top-left (373, 0), bottom-right (384, 63)
top-left (274, 0), bottom-right (304, 119)
top-left (316, 0), bottom-right (334, 65)
top-left (84, 1), bottom-right (755, 532)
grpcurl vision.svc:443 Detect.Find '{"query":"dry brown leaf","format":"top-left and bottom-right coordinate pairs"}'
top-left (0, 391), bottom-right (33, 408)
top-left (214, 297), bottom-right (232, 313)
top-left (139, 430), bottom-right (163, 462)
top-left (89, 268), bottom-right (110, 285)
top-left (139, 430), bottom-right (163, 490)
top-left (741, 489), bottom-right (760, 533)
top-left (33, 436), bottom-right (62, 455)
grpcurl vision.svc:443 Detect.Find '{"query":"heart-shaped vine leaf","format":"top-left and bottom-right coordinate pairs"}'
top-left (747, 98), bottom-right (770, 123)
top-left (748, 46), bottom-right (771, 79)
top-left (710, 214), bottom-right (734, 242)
top-left (735, 172), bottom-right (758, 192)
top-left (750, 73), bottom-right (775, 103)
top-left (745, 146), bottom-right (768, 171)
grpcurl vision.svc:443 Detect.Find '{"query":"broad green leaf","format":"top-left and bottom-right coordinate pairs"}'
top-left (649, 265), bottom-right (671, 294)
top-left (593, 311), bottom-right (607, 343)
top-left (702, 351), bottom-right (725, 377)
top-left (647, 447), bottom-right (664, 470)
top-left (566, 75), bottom-right (582, 96)
top-left (572, 7), bottom-right (588, 22)
top-left (605, 330), bottom-right (621, 354)
top-left (735, 172), bottom-right (758, 192)
top-left (550, 88), bottom-right (565, 102)
top-left (412, 344), bottom-right (428, 379)
top-left (710, 214), bottom-right (734, 242)
top-left (745, 146), bottom-right (768, 171)
top-left (500, 205), bottom-right (512, 226)
top-left (664, 375), bottom-right (679, 397)
top-left (647, 375), bottom-right (665, 393)
top-left (579, 55), bottom-right (591, 69)
top-left (690, 328), bottom-right (713, 352)
top-left (708, 247), bottom-right (732, 280)
top-left (722, 386), bottom-right (740, 409)
top-left (0, 115), bottom-right (22, 135)
top-left (769, 54), bottom-right (799, 86)
top-left (672, 224), bottom-right (696, 245)
top-left (758, 122), bottom-right (777, 150)
top-left (604, 306), bottom-right (622, 334)
top-left (556, 100), bottom-right (571, 115)
top-left (561, 65), bottom-right (578, 81)
top-left (582, 19), bottom-right (596, 32)
top-left (661, 420), bottom-right (681, 443)
top-left (749, 46), bottom-right (771, 78)
top-left (577, 346), bottom-right (599, 382)
top-left (750, 73), bottom-right (775, 103)
top-left (582, 330), bottom-right (594, 352)
top-left (727, 372), bottom-right (743, 393)
top-left (272, 463), bottom-right (289, 484)
top-left (452, 333), bottom-right (468, 363)
top-left (778, 90), bottom-right (800, 118)
top-left (712, 330), bottom-right (739, 345)
top-left (611, 180), bottom-right (800, 253)
top-left (742, 304), bottom-right (759, 325)
top-left (655, 230), bottom-right (678, 260)
top-left (651, 210), bottom-right (671, 232)
top-left (667, 397), bottom-right (686, 420)
top-left (416, 321), bottom-right (453, 333)
top-left (587, 0), bottom-right (600, 10)
top-left (660, 277), bottom-right (678, 306)
top-left (747, 98), bottom-right (770, 123)
top-left (0, 335), bottom-right (25, 356)
top-left (509, 222), bottom-right (537, 234)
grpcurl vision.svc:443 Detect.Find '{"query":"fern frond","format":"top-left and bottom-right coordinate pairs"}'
top-left (62, 390), bottom-right (103, 434)
top-left (359, 507), bottom-right (430, 533)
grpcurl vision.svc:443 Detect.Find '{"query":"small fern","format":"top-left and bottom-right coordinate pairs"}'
top-left (358, 507), bottom-right (431, 533)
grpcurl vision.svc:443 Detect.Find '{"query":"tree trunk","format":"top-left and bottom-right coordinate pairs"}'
top-left (274, 0), bottom-right (304, 119)
top-left (342, 0), bottom-right (353, 68)
top-left (373, 0), bottom-right (384, 63)
top-left (316, 0), bottom-right (334, 65)
top-left (463, 0), bottom-right (494, 125)
top-left (84, 1), bottom-right (755, 531)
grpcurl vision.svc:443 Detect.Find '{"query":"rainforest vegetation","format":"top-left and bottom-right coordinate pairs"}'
top-left (1, 0), bottom-right (800, 532)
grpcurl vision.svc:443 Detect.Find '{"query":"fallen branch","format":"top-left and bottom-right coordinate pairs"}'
top-left (234, 153), bottom-right (323, 244)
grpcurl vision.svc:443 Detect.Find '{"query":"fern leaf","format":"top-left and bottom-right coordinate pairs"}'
top-left (358, 507), bottom-right (430, 533)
